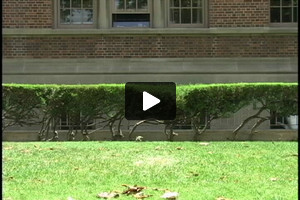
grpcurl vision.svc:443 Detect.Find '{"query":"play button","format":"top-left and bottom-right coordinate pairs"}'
top-left (125, 82), bottom-right (176, 120)
top-left (143, 91), bottom-right (160, 111)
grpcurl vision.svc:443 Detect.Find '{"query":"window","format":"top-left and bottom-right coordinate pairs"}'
top-left (168, 0), bottom-right (206, 27)
top-left (270, 0), bottom-right (298, 25)
top-left (58, 0), bottom-right (96, 28)
top-left (59, 112), bottom-right (95, 130)
top-left (112, 0), bottom-right (151, 27)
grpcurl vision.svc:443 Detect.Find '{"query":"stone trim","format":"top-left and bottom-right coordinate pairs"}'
top-left (3, 27), bottom-right (298, 36)
top-left (3, 57), bottom-right (298, 74)
top-left (3, 57), bottom-right (298, 84)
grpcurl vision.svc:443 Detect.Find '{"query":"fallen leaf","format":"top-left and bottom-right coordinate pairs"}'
top-left (122, 185), bottom-right (146, 195)
top-left (161, 191), bottom-right (179, 199)
top-left (49, 147), bottom-right (54, 150)
top-left (21, 149), bottom-right (31, 153)
top-left (199, 142), bottom-right (210, 146)
top-left (270, 177), bottom-right (278, 181)
top-left (97, 192), bottom-right (120, 199)
top-left (208, 151), bottom-right (214, 154)
top-left (216, 197), bottom-right (233, 200)
top-left (176, 147), bottom-right (183, 150)
top-left (133, 192), bottom-right (152, 199)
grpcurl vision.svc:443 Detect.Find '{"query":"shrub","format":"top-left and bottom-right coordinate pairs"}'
top-left (2, 83), bottom-right (298, 141)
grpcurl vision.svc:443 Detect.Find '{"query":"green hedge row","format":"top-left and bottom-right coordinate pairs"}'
top-left (2, 83), bottom-right (298, 141)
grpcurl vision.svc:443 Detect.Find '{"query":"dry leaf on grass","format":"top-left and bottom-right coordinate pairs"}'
top-left (155, 146), bottom-right (162, 150)
top-left (97, 192), bottom-right (120, 199)
top-left (216, 197), bottom-right (233, 200)
top-left (270, 177), bottom-right (278, 181)
top-left (133, 192), bottom-right (153, 199)
top-left (161, 191), bottom-right (179, 199)
top-left (199, 142), bottom-right (210, 146)
top-left (176, 147), bottom-right (183, 150)
top-left (21, 149), bottom-right (31, 153)
top-left (122, 184), bottom-right (146, 195)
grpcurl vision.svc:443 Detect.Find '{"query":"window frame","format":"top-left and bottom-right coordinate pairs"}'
top-left (167, 0), bottom-right (208, 28)
top-left (110, 0), bottom-right (153, 28)
top-left (270, 0), bottom-right (298, 27)
top-left (55, 0), bottom-right (98, 29)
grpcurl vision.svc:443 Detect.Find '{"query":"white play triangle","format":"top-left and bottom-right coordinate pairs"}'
top-left (143, 91), bottom-right (161, 111)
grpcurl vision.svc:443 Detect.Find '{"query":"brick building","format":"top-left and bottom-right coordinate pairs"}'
top-left (2, 0), bottom-right (298, 132)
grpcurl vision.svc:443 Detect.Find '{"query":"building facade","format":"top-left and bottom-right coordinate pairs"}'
top-left (2, 0), bottom-right (298, 131)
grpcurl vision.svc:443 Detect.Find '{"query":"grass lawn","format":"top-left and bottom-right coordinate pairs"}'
top-left (3, 141), bottom-right (298, 200)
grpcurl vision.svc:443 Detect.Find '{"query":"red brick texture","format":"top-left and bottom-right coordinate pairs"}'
top-left (209, 0), bottom-right (269, 27)
top-left (3, 35), bottom-right (297, 58)
top-left (2, 0), bottom-right (271, 28)
top-left (3, 0), bottom-right (53, 28)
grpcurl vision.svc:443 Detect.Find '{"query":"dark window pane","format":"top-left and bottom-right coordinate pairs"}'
top-left (282, 7), bottom-right (292, 22)
top-left (115, 0), bottom-right (125, 10)
top-left (126, 0), bottom-right (136, 9)
top-left (138, 0), bottom-right (148, 9)
top-left (293, 0), bottom-right (298, 6)
top-left (293, 7), bottom-right (298, 22)
top-left (71, 9), bottom-right (82, 24)
top-left (271, 7), bottom-right (281, 22)
top-left (82, 9), bottom-right (93, 24)
top-left (72, 0), bottom-right (81, 8)
top-left (112, 14), bottom-right (150, 27)
top-left (170, 0), bottom-right (180, 7)
top-left (60, 9), bottom-right (71, 24)
top-left (61, 0), bottom-right (70, 8)
top-left (282, 0), bottom-right (292, 6)
top-left (270, 0), bottom-right (280, 6)
top-left (83, 0), bottom-right (93, 8)
top-left (170, 9), bottom-right (180, 23)
top-left (181, 9), bottom-right (191, 23)
top-left (182, 0), bottom-right (191, 7)
top-left (192, 0), bottom-right (202, 7)
top-left (192, 8), bottom-right (202, 23)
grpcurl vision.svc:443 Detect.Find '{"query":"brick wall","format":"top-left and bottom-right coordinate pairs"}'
top-left (209, 0), bottom-right (269, 27)
top-left (2, 0), bottom-right (271, 29)
top-left (3, 35), bottom-right (297, 58)
top-left (3, 0), bottom-right (53, 28)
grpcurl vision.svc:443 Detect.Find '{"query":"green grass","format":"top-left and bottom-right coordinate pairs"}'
top-left (3, 142), bottom-right (298, 200)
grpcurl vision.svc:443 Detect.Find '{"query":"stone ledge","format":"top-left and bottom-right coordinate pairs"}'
top-left (3, 27), bottom-right (298, 36)
top-left (3, 57), bottom-right (298, 74)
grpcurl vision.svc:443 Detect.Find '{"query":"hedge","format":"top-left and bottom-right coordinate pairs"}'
top-left (2, 83), bottom-right (298, 141)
